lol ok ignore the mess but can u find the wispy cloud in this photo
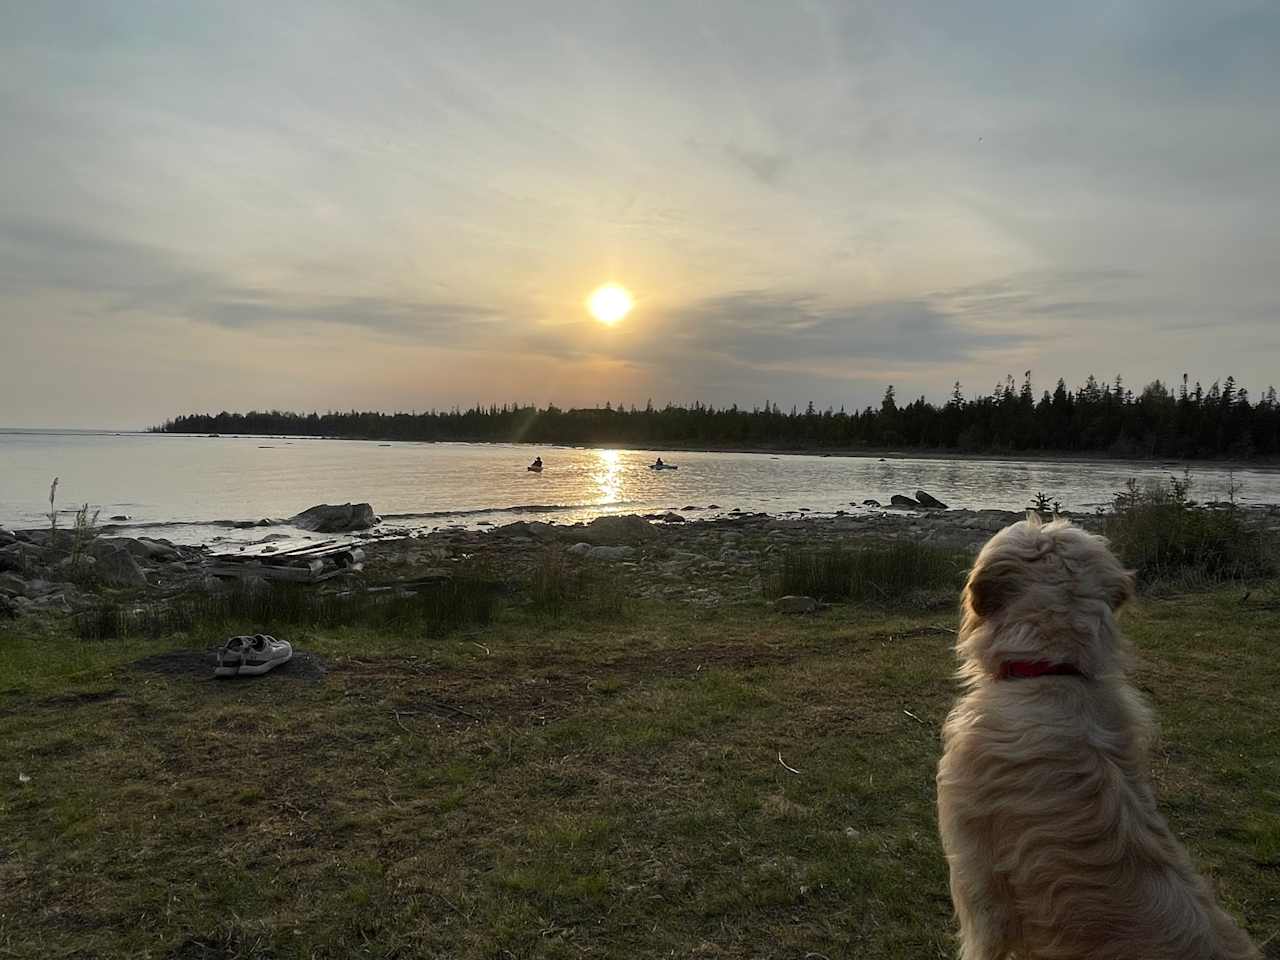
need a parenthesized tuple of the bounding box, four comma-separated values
(0, 219, 504, 339)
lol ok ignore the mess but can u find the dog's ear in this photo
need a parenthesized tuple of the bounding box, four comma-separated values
(965, 560, 1017, 618)
(1110, 569, 1137, 610)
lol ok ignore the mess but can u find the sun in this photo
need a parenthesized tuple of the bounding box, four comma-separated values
(586, 283, 633, 325)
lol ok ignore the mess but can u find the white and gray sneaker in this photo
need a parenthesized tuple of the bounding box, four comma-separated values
(215, 634, 293, 677)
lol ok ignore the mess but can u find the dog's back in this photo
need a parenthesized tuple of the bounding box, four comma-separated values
(937, 518, 1259, 959)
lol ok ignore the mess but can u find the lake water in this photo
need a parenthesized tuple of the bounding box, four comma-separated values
(3, 429, 1277, 547)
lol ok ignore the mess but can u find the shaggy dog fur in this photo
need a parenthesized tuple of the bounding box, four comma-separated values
(936, 516, 1259, 959)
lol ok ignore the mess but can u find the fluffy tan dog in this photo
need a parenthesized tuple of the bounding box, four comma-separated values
(936, 516, 1259, 959)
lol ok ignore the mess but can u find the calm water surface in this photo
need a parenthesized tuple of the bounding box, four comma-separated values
(2, 430, 1276, 546)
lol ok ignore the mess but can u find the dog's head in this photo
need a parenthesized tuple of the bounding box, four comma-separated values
(959, 514, 1135, 679)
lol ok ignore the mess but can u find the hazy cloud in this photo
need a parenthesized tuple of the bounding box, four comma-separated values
(2, 0, 1279, 426)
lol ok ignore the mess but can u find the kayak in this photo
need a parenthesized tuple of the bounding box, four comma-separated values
(527, 465, 543, 472)
(648, 464, 678, 470)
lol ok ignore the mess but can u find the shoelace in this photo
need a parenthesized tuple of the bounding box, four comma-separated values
(217, 636, 250, 671)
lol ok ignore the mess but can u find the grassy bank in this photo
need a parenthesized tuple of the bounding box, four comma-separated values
(2, 585, 1277, 958)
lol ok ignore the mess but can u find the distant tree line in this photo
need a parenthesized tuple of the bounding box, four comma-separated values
(155, 373, 1280, 460)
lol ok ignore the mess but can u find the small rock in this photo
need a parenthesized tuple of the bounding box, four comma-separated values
(108, 515, 131, 522)
(586, 545, 635, 561)
(31, 593, 73, 614)
(0, 572, 27, 597)
(660, 512, 686, 523)
(775, 595, 821, 614)
(862, 499, 882, 508)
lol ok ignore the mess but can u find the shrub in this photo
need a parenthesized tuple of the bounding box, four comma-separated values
(767, 541, 967, 606)
(1102, 474, 1273, 585)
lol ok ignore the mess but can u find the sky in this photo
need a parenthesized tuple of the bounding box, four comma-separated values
(2, 1, 1278, 428)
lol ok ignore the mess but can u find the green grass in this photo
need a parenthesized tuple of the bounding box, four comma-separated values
(1, 588, 1277, 958)
(767, 541, 968, 606)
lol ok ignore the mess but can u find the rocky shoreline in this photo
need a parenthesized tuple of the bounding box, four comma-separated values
(6, 500, 1280, 617)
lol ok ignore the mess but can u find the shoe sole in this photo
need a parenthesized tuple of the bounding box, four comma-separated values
(235, 654, 292, 676)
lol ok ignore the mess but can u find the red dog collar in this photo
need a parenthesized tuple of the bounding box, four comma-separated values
(997, 660, 1085, 681)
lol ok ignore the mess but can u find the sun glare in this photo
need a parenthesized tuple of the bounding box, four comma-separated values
(587, 284, 633, 325)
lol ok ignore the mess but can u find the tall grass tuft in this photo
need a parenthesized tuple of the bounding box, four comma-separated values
(46, 477, 59, 538)
(1102, 473, 1273, 586)
(526, 546, 631, 620)
(767, 541, 967, 606)
(528, 547, 578, 617)
(76, 573, 498, 641)
(68, 502, 101, 578)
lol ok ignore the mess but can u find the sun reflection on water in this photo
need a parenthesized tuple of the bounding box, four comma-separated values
(592, 449, 623, 504)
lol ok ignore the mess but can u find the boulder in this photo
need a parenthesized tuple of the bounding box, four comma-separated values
(569, 514, 657, 545)
(495, 520, 558, 542)
(92, 544, 149, 587)
(890, 494, 922, 509)
(914, 490, 949, 509)
(135, 537, 181, 562)
(54, 555, 96, 577)
(292, 503, 380, 533)
(862, 499, 882, 508)
(775, 595, 821, 614)
(660, 512, 686, 523)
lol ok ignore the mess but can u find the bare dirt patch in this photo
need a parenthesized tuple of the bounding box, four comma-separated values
(130, 648, 329, 681)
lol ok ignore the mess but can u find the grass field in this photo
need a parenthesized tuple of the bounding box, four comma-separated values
(2, 587, 1278, 958)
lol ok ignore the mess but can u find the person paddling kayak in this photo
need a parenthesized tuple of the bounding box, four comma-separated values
(528, 456, 543, 472)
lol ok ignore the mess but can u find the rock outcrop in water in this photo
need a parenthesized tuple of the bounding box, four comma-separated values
(914, 490, 949, 509)
(292, 503, 380, 533)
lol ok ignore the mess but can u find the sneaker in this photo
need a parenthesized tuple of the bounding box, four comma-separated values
(215, 634, 292, 677)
